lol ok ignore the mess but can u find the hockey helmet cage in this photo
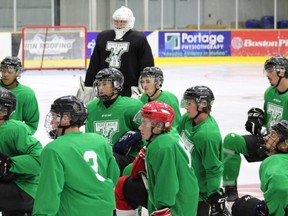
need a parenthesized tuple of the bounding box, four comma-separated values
(0, 56, 23, 78)
(264, 55, 288, 78)
(112, 6, 135, 39)
(136, 101, 175, 132)
(0, 87, 16, 119)
(140, 66, 164, 86)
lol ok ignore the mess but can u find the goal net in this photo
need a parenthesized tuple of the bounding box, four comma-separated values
(22, 25, 87, 70)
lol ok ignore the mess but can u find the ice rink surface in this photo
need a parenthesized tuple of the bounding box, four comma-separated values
(21, 61, 267, 200)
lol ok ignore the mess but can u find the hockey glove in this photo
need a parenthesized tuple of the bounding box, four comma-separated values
(0, 152, 15, 182)
(245, 108, 264, 136)
(255, 200, 269, 216)
(207, 191, 229, 216)
(150, 208, 172, 216)
(113, 131, 142, 156)
(131, 147, 146, 179)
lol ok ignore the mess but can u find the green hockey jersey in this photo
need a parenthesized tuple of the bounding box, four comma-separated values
(85, 96, 143, 157)
(263, 86, 288, 131)
(259, 154, 288, 216)
(0, 81, 39, 134)
(33, 132, 120, 216)
(146, 128, 199, 216)
(140, 90, 181, 127)
(0, 119, 42, 198)
(177, 114, 223, 200)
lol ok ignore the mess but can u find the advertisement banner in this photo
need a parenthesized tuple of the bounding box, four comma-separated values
(158, 31, 231, 57)
(279, 31, 288, 56)
(145, 31, 159, 58)
(23, 32, 85, 60)
(87, 32, 99, 59)
(231, 30, 288, 56)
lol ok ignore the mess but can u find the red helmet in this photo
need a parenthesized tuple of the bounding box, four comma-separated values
(140, 101, 175, 131)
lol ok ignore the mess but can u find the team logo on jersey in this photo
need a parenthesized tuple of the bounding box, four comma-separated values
(105, 41, 130, 68)
(267, 103, 283, 130)
(94, 120, 119, 144)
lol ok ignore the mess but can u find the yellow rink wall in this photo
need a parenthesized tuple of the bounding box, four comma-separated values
(86, 56, 270, 67)
(26, 56, 270, 69)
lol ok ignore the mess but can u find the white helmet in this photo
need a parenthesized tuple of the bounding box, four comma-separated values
(112, 6, 135, 40)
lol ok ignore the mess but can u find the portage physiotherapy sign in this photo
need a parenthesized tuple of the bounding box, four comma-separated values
(158, 31, 231, 57)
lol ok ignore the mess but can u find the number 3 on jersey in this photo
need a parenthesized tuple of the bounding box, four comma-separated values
(84, 150, 106, 182)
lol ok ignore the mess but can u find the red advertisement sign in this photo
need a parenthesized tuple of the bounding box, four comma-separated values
(279, 31, 288, 55)
(231, 30, 288, 56)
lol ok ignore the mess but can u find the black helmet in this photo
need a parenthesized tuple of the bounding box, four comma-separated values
(140, 66, 164, 86)
(269, 120, 288, 153)
(94, 68, 124, 100)
(0, 56, 23, 77)
(271, 120, 288, 142)
(264, 55, 288, 78)
(45, 95, 88, 139)
(183, 85, 215, 113)
(0, 87, 16, 119)
(50, 95, 87, 127)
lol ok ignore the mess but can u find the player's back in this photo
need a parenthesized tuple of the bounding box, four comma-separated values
(34, 132, 120, 216)
(8, 82, 39, 134)
(146, 128, 199, 215)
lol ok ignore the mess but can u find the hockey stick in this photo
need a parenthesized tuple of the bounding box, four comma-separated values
(139, 172, 148, 190)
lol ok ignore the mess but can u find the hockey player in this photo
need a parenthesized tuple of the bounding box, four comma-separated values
(0, 87, 42, 216)
(85, 68, 143, 174)
(115, 101, 199, 216)
(33, 95, 120, 216)
(83, 6, 154, 98)
(177, 85, 227, 216)
(139, 66, 181, 126)
(119, 66, 183, 176)
(232, 120, 288, 216)
(0, 56, 39, 134)
(223, 55, 288, 203)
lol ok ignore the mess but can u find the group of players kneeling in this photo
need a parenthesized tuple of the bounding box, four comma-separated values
(1, 55, 288, 216)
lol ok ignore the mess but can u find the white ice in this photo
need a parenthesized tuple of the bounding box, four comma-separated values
(20, 61, 266, 201)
